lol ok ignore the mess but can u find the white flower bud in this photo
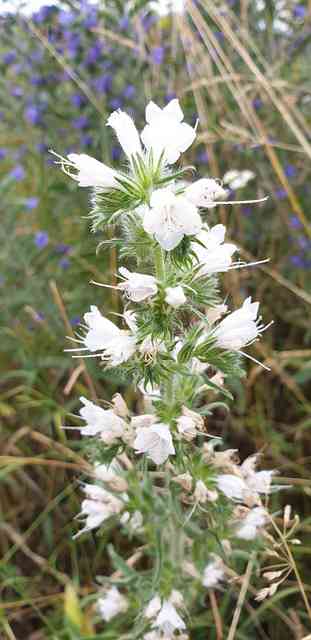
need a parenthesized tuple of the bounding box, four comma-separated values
(107, 109, 142, 158)
(165, 286, 186, 307)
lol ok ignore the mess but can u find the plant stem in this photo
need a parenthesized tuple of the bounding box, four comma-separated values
(154, 245, 166, 281)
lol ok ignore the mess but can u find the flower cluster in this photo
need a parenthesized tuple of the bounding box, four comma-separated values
(58, 98, 285, 637)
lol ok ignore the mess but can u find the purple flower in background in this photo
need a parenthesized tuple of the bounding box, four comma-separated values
(35, 231, 49, 249)
(197, 149, 209, 164)
(33, 5, 55, 23)
(9, 165, 25, 181)
(72, 115, 89, 130)
(252, 98, 262, 110)
(24, 105, 43, 126)
(30, 75, 46, 87)
(119, 15, 130, 30)
(241, 206, 252, 217)
(80, 134, 93, 147)
(70, 315, 81, 326)
(123, 84, 135, 100)
(86, 41, 103, 65)
(293, 5, 307, 19)
(71, 93, 87, 108)
(289, 215, 302, 229)
(290, 254, 305, 268)
(112, 146, 122, 161)
(58, 10, 75, 26)
(0, 148, 7, 160)
(284, 164, 296, 178)
(275, 188, 287, 200)
(36, 142, 48, 154)
(94, 74, 113, 93)
(164, 92, 177, 104)
(141, 14, 157, 31)
(151, 46, 165, 65)
(297, 236, 311, 251)
(109, 97, 123, 110)
(83, 8, 98, 28)
(3, 51, 17, 65)
(55, 243, 71, 255)
(30, 50, 44, 62)
(25, 197, 39, 210)
(10, 86, 24, 98)
(59, 257, 70, 269)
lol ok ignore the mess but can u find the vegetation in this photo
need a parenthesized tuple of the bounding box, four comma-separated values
(0, 1, 310, 638)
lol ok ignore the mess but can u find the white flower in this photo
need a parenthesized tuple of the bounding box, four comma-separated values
(139, 336, 165, 358)
(153, 600, 186, 634)
(79, 305, 136, 366)
(217, 460, 275, 505)
(165, 286, 186, 307)
(75, 484, 124, 537)
(185, 178, 227, 208)
(176, 408, 203, 441)
(144, 595, 162, 619)
(223, 169, 255, 190)
(118, 267, 158, 302)
(143, 188, 202, 251)
(213, 297, 270, 352)
(107, 109, 142, 158)
(194, 480, 210, 503)
(78, 396, 126, 444)
(192, 225, 238, 275)
(97, 586, 128, 622)
(131, 414, 157, 429)
(203, 556, 225, 588)
(236, 506, 267, 540)
(217, 475, 247, 501)
(94, 461, 128, 492)
(206, 304, 228, 324)
(53, 152, 117, 188)
(141, 99, 196, 164)
(121, 509, 143, 532)
(133, 423, 175, 465)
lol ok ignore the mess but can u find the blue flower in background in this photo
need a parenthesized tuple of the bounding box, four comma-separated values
(10, 86, 24, 98)
(35, 231, 49, 249)
(9, 165, 25, 180)
(71, 93, 87, 108)
(123, 85, 135, 100)
(252, 98, 262, 110)
(94, 74, 113, 93)
(151, 46, 165, 65)
(0, 148, 7, 160)
(112, 146, 122, 161)
(55, 243, 72, 255)
(72, 115, 89, 130)
(25, 197, 39, 210)
(284, 164, 297, 178)
(70, 315, 81, 326)
(24, 105, 43, 126)
(33, 5, 55, 24)
(80, 134, 93, 147)
(197, 149, 209, 164)
(86, 41, 103, 65)
(290, 254, 305, 268)
(58, 10, 75, 27)
(293, 5, 307, 19)
(3, 51, 17, 65)
(119, 15, 130, 30)
(83, 8, 98, 28)
(275, 188, 287, 200)
(59, 257, 71, 269)
(289, 215, 302, 229)
(36, 143, 48, 154)
(110, 97, 123, 110)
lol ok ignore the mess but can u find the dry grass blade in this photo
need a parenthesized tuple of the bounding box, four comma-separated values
(227, 554, 255, 640)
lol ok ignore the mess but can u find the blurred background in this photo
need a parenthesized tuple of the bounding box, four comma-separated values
(0, 0, 310, 638)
